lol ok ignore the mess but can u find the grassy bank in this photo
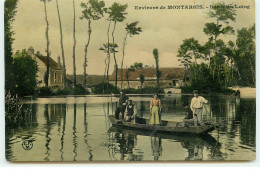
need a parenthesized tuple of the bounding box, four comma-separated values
(5, 92, 33, 134)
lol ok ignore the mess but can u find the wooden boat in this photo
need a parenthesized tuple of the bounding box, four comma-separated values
(107, 115, 215, 135)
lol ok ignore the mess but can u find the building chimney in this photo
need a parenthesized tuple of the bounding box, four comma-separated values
(27, 46, 34, 56)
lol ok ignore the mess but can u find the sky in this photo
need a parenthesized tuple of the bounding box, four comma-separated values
(11, 0, 255, 75)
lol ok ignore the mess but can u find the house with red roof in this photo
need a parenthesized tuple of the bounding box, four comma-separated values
(27, 47, 65, 88)
(109, 67, 189, 89)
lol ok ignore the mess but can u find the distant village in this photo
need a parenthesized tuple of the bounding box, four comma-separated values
(27, 46, 189, 94)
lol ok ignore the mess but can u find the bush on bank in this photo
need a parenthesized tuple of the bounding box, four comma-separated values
(180, 86, 236, 95)
(92, 83, 119, 94)
(91, 83, 164, 94)
(38, 84, 89, 96)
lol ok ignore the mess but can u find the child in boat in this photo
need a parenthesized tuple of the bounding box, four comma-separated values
(124, 100, 137, 122)
(149, 93, 162, 125)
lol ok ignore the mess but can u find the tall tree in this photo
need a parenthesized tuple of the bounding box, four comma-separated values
(4, 0, 18, 93)
(99, 43, 118, 82)
(235, 25, 255, 86)
(120, 21, 142, 89)
(72, 0, 77, 87)
(80, 0, 105, 87)
(40, 0, 52, 87)
(153, 48, 161, 88)
(106, 2, 127, 88)
(55, 0, 66, 88)
(203, 2, 236, 83)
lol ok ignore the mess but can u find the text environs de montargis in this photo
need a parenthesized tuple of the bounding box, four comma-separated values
(134, 4, 250, 10)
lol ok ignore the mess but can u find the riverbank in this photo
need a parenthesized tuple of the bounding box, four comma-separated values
(23, 89, 256, 100)
(21, 82, 257, 99)
(228, 87, 256, 98)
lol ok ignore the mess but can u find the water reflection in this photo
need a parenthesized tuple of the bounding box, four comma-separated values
(83, 103, 93, 161)
(60, 104, 66, 161)
(150, 134, 162, 161)
(108, 126, 225, 161)
(110, 129, 142, 161)
(5, 95, 256, 161)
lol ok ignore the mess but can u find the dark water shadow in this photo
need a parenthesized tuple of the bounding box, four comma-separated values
(108, 126, 224, 161)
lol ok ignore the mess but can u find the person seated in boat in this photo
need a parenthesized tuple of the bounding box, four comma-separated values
(190, 90, 208, 126)
(124, 99, 137, 122)
(149, 93, 162, 125)
(115, 91, 129, 120)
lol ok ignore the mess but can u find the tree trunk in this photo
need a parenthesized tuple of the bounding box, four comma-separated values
(43, 1, 50, 87)
(104, 57, 108, 82)
(72, 0, 76, 87)
(84, 20, 92, 87)
(156, 65, 159, 88)
(56, 0, 66, 88)
(106, 20, 112, 82)
(120, 33, 128, 89)
(112, 21, 118, 88)
(247, 56, 255, 86)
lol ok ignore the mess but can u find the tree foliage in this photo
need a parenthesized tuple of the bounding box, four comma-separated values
(5, 0, 18, 93)
(80, 0, 105, 20)
(177, 38, 202, 67)
(106, 2, 127, 22)
(125, 21, 142, 37)
(13, 50, 38, 96)
(130, 62, 143, 69)
(234, 25, 255, 86)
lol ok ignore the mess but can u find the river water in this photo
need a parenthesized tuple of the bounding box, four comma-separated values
(6, 94, 256, 161)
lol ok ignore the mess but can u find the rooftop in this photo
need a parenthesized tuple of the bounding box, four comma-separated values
(110, 67, 186, 81)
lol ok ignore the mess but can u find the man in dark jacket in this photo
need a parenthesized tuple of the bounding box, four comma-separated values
(115, 91, 129, 119)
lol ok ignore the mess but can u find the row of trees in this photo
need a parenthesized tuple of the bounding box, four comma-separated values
(177, 2, 255, 92)
(41, 0, 143, 90)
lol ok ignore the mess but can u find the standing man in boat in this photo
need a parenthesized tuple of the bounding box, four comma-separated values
(190, 90, 208, 126)
(115, 91, 129, 120)
(149, 93, 162, 125)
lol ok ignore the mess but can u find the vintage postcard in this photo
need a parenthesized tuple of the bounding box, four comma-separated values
(5, 0, 255, 162)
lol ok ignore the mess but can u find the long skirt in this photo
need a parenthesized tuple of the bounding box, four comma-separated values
(149, 106, 160, 125)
